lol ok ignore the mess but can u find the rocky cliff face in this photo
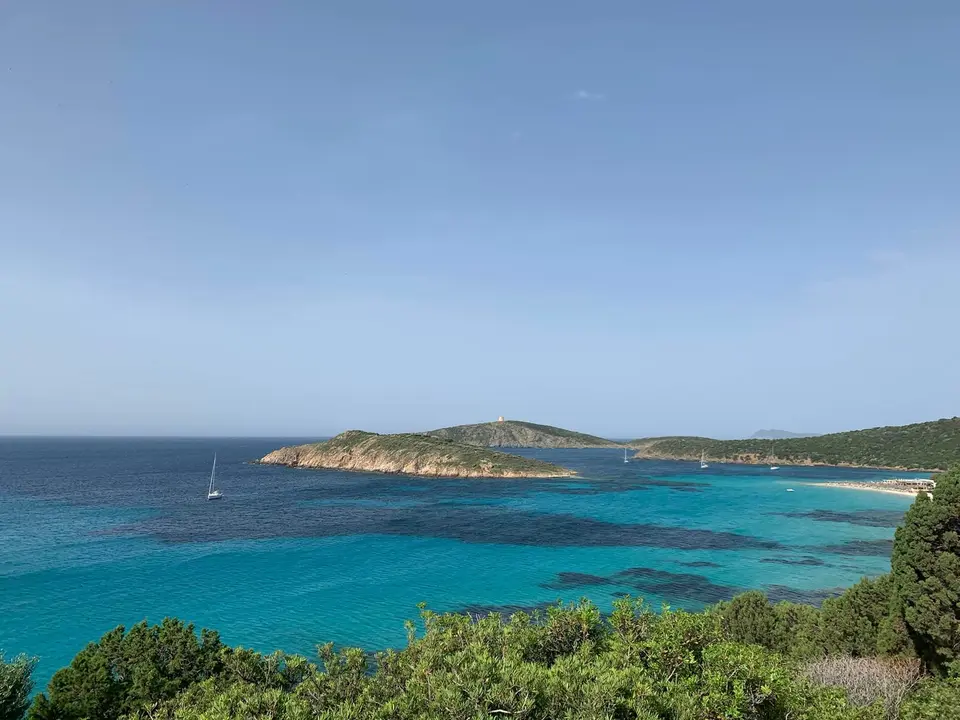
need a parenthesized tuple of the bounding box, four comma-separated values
(424, 420, 620, 448)
(260, 431, 576, 478)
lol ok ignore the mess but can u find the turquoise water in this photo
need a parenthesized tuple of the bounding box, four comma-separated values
(0, 438, 921, 690)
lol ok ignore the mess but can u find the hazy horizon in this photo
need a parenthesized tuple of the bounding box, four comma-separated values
(1, 416, 955, 443)
(3, 2, 958, 438)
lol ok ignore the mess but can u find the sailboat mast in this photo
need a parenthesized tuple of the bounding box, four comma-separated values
(209, 453, 217, 494)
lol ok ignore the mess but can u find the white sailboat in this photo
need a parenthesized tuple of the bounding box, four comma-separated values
(207, 453, 223, 500)
(700, 450, 709, 469)
(769, 442, 779, 471)
(624, 448, 629, 464)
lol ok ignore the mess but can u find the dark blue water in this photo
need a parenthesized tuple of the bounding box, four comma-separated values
(0, 438, 920, 689)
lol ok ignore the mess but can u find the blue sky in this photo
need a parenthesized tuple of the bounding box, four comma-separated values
(2, 1, 958, 438)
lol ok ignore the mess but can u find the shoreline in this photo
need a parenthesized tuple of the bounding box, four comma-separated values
(805, 481, 929, 498)
(631, 454, 940, 473)
(257, 458, 577, 479)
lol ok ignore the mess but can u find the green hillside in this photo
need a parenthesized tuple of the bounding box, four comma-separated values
(631, 417, 960, 471)
(425, 420, 621, 448)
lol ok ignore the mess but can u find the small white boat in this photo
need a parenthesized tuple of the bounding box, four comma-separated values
(623, 448, 629, 464)
(786, 488, 794, 492)
(770, 466, 780, 471)
(769, 441, 779, 470)
(207, 453, 223, 500)
(700, 450, 709, 469)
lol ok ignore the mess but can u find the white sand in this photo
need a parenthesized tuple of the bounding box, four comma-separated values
(806, 482, 927, 498)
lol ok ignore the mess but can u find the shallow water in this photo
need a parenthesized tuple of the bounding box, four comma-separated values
(0, 438, 922, 689)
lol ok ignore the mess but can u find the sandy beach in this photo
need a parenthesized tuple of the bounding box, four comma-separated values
(806, 481, 929, 498)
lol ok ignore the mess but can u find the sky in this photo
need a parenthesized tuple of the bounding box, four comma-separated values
(1, 1, 958, 438)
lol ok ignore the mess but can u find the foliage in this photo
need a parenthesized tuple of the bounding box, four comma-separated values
(633, 417, 960, 469)
(819, 576, 898, 658)
(39, 602, 875, 720)
(720, 590, 778, 648)
(771, 600, 823, 660)
(890, 466, 960, 674)
(29, 619, 225, 720)
(131, 679, 313, 720)
(899, 675, 960, 720)
(1, 652, 36, 720)
(425, 419, 622, 448)
(718, 577, 914, 663)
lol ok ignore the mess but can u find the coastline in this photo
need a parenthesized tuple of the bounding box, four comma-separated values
(631, 453, 940, 473)
(805, 481, 929, 498)
(257, 457, 576, 479)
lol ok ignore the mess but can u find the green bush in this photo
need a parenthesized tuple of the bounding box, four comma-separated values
(30, 619, 225, 720)
(899, 677, 960, 720)
(772, 601, 822, 660)
(820, 576, 896, 658)
(104, 602, 886, 720)
(720, 590, 778, 647)
(1, 652, 36, 720)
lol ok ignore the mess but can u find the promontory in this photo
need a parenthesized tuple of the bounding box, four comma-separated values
(259, 431, 577, 478)
(424, 419, 620, 449)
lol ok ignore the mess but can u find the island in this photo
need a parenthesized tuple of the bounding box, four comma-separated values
(629, 417, 960, 471)
(259, 430, 577, 478)
(424, 419, 621, 449)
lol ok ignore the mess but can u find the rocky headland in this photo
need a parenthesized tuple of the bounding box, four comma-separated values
(260, 430, 577, 478)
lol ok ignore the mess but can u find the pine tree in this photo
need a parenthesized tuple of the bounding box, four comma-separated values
(890, 467, 960, 674)
(719, 591, 777, 648)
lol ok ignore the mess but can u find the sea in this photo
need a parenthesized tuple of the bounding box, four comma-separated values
(0, 438, 925, 690)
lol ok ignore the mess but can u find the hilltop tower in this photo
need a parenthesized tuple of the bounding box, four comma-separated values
(497, 416, 505, 423)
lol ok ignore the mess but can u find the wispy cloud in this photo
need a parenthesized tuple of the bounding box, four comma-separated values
(572, 89, 605, 101)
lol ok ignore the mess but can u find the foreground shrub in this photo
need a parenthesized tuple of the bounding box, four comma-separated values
(720, 591, 777, 648)
(819, 577, 898, 658)
(30, 619, 225, 720)
(899, 676, 960, 720)
(134, 679, 314, 720)
(1, 652, 36, 720)
(114, 603, 882, 720)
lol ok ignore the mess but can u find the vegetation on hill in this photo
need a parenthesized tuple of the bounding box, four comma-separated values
(11, 468, 960, 719)
(259, 430, 576, 478)
(631, 418, 960, 470)
(425, 420, 621, 448)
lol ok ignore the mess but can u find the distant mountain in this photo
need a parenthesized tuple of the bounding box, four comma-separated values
(424, 420, 621, 449)
(751, 429, 820, 440)
(631, 417, 960, 471)
(259, 431, 575, 478)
